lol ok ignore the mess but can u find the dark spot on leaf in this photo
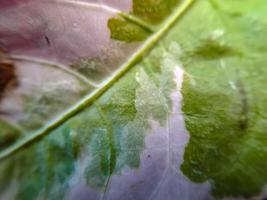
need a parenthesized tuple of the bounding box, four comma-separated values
(229, 12, 243, 18)
(44, 35, 50, 46)
(187, 38, 241, 60)
(147, 154, 151, 158)
(0, 49, 17, 101)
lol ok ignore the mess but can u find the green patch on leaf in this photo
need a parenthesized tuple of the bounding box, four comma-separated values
(176, 0, 267, 198)
(108, 18, 150, 42)
(187, 36, 241, 60)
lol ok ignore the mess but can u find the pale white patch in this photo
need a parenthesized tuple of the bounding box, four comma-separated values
(0, 180, 18, 200)
(98, 43, 212, 200)
(211, 29, 225, 40)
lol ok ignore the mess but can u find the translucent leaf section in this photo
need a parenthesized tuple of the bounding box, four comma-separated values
(0, 42, 186, 200)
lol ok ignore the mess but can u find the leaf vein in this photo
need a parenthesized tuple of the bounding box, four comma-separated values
(0, 0, 196, 161)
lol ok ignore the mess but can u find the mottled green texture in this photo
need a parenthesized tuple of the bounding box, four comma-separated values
(20, 86, 88, 131)
(173, 0, 267, 198)
(107, 0, 182, 42)
(69, 42, 130, 84)
(0, 43, 177, 198)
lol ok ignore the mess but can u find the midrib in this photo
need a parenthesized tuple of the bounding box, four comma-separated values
(0, 0, 196, 161)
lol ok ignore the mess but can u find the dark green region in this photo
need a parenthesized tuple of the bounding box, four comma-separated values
(0, 120, 20, 150)
(185, 37, 241, 60)
(108, 0, 182, 42)
(175, 0, 267, 198)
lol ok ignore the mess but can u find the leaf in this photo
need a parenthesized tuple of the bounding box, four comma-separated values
(1, 0, 267, 200)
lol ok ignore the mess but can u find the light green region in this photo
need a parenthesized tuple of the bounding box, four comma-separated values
(161, 0, 267, 198)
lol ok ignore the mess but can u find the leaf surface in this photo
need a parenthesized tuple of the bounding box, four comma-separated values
(1, 0, 267, 200)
